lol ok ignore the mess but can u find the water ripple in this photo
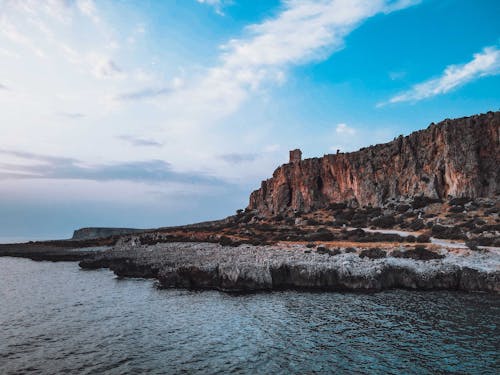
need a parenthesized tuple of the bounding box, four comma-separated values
(0, 257, 499, 374)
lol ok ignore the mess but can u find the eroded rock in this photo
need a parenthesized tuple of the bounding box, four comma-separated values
(79, 242, 500, 293)
(248, 112, 499, 216)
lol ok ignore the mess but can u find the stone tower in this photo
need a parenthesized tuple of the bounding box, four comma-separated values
(289, 149, 302, 163)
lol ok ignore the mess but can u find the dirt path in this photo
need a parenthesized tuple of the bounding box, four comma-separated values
(357, 227, 500, 254)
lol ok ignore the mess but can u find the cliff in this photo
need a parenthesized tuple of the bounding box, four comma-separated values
(248, 111, 500, 215)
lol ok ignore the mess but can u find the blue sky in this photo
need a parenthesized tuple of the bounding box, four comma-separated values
(0, 0, 499, 241)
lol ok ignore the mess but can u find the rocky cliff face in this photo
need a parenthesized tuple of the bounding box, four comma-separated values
(248, 112, 500, 215)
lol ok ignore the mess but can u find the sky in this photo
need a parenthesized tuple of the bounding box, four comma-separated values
(0, 0, 499, 241)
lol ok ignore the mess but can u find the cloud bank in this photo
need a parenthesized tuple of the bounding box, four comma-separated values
(0, 149, 220, 184)
(0, 0, 421, 182)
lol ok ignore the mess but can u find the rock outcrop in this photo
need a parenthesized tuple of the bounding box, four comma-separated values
(79, 242, 500, 293)
(248, 112, 500, 215)
(72, 227, 145, 240)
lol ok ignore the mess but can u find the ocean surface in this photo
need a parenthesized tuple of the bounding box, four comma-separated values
(1, 257, 499, 374)
(0, 236, 67, 244)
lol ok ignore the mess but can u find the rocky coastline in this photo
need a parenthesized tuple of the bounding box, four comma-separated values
(2, 112, 499, 294)
(79, 240, 500, 293)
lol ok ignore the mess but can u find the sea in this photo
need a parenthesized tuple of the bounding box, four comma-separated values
(1, 257, 499, 374)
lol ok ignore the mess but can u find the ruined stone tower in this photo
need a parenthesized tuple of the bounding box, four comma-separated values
(289, 149, 302, 163)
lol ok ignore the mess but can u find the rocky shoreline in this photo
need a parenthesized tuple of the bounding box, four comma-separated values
(3, 112, 498, 294)
(2, 191, 498, 293)
(79, 241, 500, 293)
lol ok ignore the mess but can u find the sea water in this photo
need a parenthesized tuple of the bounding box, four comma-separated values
(0, 257, 498, 374)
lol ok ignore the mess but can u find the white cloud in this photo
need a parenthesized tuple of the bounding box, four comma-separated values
(389, 71, 406, 80)
(381, 45, 500, 105)
(335, 123, 356, 135)
(76, 0, 100, 24)
(264, 144, 281, 153)
(196, 0, 227, 16)
(330, 126, 393, 153)
(90, 56, 123, 79)
(216, 1, 417, 100)
(0, 18, 47, 57)
(222, 0, 418, 68)
(331, 123, 359, 153)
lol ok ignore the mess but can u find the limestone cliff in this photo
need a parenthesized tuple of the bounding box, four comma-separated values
(248, 111, 500, 215)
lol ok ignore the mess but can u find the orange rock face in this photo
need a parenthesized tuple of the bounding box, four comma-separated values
(248, 112, 500, 215)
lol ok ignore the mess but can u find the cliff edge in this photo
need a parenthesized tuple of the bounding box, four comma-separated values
(248, 111, 499, 216)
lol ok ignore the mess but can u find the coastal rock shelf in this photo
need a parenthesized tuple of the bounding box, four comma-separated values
(79, 242, 500, 293)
